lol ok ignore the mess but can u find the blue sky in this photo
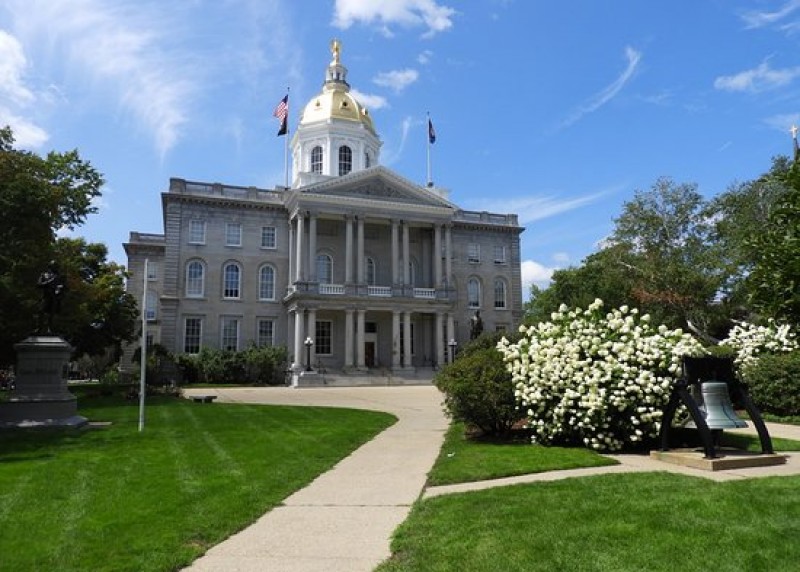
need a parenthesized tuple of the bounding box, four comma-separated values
(2, 1, 799, 295)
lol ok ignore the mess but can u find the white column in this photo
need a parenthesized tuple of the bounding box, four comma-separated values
(435, 312, 444, 367)
(446, 313, 455, 362)
(308, 213, 317, 282)
(392, 311, 401, 368)
(356, 309, 366, 368)
(293, 308, 305, 370)
(344, 308, 354, 368)
(295, 214, 304, 282)
(306, 308, 316, 368)
(356, 216, 365, 284)
(402, 221, 410, 285)
(434, 223, 442, 289)
(445, 224, 453, 286)
(344, 215, 353, 284)
(288, 219, 295, 289)
(391, 219, 399, 285)
(403, 311, 412, 368)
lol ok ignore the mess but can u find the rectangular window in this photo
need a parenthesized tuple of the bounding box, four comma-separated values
(494, 245, 507, 264)
(145, 295, 157, 321)
(189, 220, 206, 244)
(315, 320, 332, 355)
(221, 317, 239, 351)
(257, 319, 274, 347)
(146, 332, 155, 348)
(261, 226, 276, 249)
(184, 318, 202, 353)
(468, 243, 480, 263)
(147, 261, 158, 280)
(496, 324, 508, 333)
(226, 223, 242, 247)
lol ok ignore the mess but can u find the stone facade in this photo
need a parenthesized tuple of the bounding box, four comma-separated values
(122, 43, 524, 382)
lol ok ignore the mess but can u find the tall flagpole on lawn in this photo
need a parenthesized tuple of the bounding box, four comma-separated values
(138, 258, 148, 432)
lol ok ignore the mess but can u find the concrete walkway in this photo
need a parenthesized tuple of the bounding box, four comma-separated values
(183, 386, 800, 571)
(183, 386, 449, 572)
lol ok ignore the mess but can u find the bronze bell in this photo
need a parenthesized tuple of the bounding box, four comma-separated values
(698, 382, 748, 429)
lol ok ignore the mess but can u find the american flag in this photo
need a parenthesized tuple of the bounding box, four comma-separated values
(273, 95, 288, 136)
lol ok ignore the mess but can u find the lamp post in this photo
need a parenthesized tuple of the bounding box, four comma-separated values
(448, 338, 457, 364)
(304, 336, 314, 372)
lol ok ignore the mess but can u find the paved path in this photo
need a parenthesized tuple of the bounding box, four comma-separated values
(183, 386, 449, 572)
(183, 387, 800, 571)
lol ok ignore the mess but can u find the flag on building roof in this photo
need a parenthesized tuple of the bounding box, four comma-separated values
(273, 95, 288, 136)
(428, 117, 436, 144)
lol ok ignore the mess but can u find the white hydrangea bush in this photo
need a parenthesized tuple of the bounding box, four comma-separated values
(719, 319, 798, 370)
(497, 299, 704, 452)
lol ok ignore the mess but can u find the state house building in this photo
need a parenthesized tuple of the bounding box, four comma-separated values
(123, 42, 524, 383)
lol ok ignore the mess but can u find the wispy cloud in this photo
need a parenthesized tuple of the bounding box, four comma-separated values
(0, 30, 49, 147)
(764, 112, 800, 133)
(373, 68, 419, 92)
(332, 0, 456, 38)
(417, 49, 433, 65)
(560, 46, 642, 129)
(714, 61, 800, 92)
(740, 0, 800, 29)
(467, 187, 618, 225)
(350, 89, 389, 110)
(4, 0, 204, 158)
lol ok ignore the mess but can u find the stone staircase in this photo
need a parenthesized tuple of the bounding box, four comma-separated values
(291, 367, 436, 387)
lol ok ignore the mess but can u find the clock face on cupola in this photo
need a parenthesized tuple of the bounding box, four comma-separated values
(291, 40, 382, 188)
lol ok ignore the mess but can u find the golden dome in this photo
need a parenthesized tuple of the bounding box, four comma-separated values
(297, 40, 377, 136)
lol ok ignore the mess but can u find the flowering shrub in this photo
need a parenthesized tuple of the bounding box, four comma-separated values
(719, 319, 798, 370)
(497, 299, 704, 451)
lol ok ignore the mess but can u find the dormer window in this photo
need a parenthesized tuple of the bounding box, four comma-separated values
(311, 146, 323, 174)
(338, 145, 352, 176)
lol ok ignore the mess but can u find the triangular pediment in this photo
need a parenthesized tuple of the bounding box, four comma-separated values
(299, 166, 455, 209)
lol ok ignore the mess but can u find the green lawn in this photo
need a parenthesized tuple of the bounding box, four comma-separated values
(380, 472, 800, 571)
(0, 389, 395, 572)
(427, 423, 618, 486)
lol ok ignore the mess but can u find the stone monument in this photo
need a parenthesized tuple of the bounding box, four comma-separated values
(0, 262, 87, 428)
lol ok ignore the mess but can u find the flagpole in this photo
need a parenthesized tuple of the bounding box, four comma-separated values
(426, 112, 432, 187)
(284, 86, 290, 188)
(138, 258, 148, 432)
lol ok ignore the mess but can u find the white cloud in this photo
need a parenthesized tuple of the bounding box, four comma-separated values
(561, 46, 642, 128)
(714, 61, 800, 92)
(332, 0, 456, 38)
(5, 0, 200, 158)
(521, 259, 556, 291)
(740, 0, 800, 29)
(418, 49, 433, 65)
(373, 68, 419, 92)
(468, 188, 615, 225)
(0, 31, 34, 105)
(0, 108, 49, 148)
(350, 89, 389, 110)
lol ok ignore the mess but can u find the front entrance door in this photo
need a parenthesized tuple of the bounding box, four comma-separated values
(365, 342, 376, 368)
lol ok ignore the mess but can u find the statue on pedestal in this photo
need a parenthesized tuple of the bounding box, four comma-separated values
(37, 260, 66, 335)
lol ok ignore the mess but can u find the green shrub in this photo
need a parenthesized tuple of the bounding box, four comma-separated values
(434, 332, 524, 436)
(742, 350, 800, 416)
(242, 344, 289, 385)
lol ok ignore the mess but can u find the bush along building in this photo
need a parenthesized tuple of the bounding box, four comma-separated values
(123, 41, 524, 385)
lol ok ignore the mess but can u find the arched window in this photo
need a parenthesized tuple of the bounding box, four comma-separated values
(223, 262, 241, 299)
(365, 257, 376, 285)
(259, 265, 275, 300)
(408, 259, 418, 287)
(186, 260, 205, 297)
(494, 278, 507, 309)
(468, 278, 481, 308)
(364, 151, 371, 169)
(316, 254, 333, 284)
(338, 145, 352, 175)
(311, 146, 323, 174)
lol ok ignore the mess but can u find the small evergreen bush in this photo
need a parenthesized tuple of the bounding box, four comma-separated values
(434, 332, 524, 436)
(742, 350, 800, 417)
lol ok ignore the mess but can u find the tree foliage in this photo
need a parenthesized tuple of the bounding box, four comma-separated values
(0, 127, 136, 365)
